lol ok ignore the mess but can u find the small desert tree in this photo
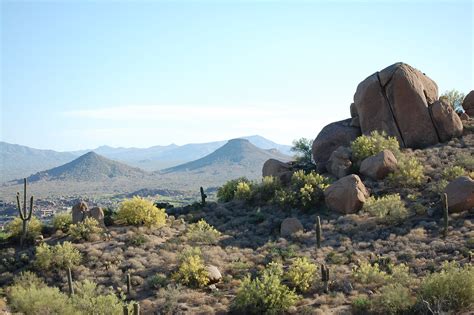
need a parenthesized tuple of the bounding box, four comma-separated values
(291, 138, 315, 171)
(440, 89, 465, 112)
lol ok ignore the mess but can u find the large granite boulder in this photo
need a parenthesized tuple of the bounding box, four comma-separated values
(430, 100, 463, 142)
(444, 176, 474, 213)
(327, 146, 353, 179)
(72, 201, 89, 224)
(352, 62, 461, 149)
(262, 159, 293, 185)
(206, 265, 222, 284)
(312, 119, 361, 172)
(462, 90, 474, 116)
(360, 150, 398, 180)
(324, 175, 369, 214)
(89, 206, 105, 226)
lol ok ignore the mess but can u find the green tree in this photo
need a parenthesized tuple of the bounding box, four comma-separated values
(291, 138, 315, 170)
(440, 89, 465, 111)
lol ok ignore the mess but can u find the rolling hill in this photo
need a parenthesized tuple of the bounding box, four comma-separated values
(26, 151, 147, 182)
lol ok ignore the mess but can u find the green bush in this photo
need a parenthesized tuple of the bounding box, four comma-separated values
(116, 196, 167, 227)
(456, 153, 474, 171)
(72, 279, 125, 314)
(256, 176, 282, 202)
(7, 216, 42, 242)
(148, 273, 167, 289)
(186, 219, 221, 244)
(363, 194, 408, 224)
(387, 156, 424, 187)
(217, 177, 251, 202)
(291, 138, 316, 170)
(418, 262, 473, 313)
(232, 262, 299, 315)
(289, 170, 331, 210)
(35, 241, 82, 271)
(440, 89, 465, 111)
(352, 262, 389, 286)
(442, 165, 466, 181)
(52, 212, 73, 232)
(286, 257, 317, 292)
(352, 296, 372, 315)
(68, 217, 103, 241)
(6, 272, 78, 314)
(234, 181, 253, 201)
(372, 283, 415, 315)
(172, 247, 209, 288)
(351, 130, 400, 162)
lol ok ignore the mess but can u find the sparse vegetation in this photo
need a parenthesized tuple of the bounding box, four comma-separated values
(286, 257, 317, 292)
(442, 165, 466, 181)
(291, 137, 316, 170)
(387, 155, 425, 187)
(68, 217, 103, 241)
(172, 247, 209, 288)
(363, 194, 408, 224)
(440, 89, 465, 111)
(6, 216, 42, 242)
(351, 130, 400, 162)
(52, 212, 73, 232)
(116, 196, 167, 227)
(186, 219, 221, 244)
(372, 283, 415, 315)
(217, 177, 251, 202)
(35, 241, 82, 271)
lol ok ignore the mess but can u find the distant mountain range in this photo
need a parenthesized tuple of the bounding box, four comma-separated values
(0, 135, 292, 183)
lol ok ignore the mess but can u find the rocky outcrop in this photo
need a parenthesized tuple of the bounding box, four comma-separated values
(312, 119, 361, 172)
(327, 146, 353, 179)
(351, 62, 461, 149)
(206, 265, 222, 284)
(430, 100, 463, 142)
(72, 201, 88, 224)
(89, 207, 105, 227)
(324, 174, 370, 214)
(462, 90, 474, 116)
(262, 159, 293, 185)
(360, 150, 398, 180)
(280, 218, 304, 237)
(444, 176, 474, 213)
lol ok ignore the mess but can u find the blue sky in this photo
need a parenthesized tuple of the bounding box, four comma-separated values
(1, 0, 472, 151)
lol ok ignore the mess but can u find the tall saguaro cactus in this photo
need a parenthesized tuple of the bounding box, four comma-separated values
(200, 187, 207, 207)
(16, 178, 34, 246)
(442, 193, 449, 238)
(315, 216, 322, 249)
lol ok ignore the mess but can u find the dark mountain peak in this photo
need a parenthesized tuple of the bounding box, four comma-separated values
(27, 152, 147, 182)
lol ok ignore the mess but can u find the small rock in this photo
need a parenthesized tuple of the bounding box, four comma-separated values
(206, 265, 222, 284)
(280, 218, 304, 237)
(444, 176, 474, 213)
(324, 175, 370, 214)
(360, 150, 398, 180)
(327, 146, 353, 179)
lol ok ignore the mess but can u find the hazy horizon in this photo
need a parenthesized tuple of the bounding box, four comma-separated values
(1, 0, 472, 151)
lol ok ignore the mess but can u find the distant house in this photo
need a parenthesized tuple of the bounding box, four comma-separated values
(39, 209, 56, 217)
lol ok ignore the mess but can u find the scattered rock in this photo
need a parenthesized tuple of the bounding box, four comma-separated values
(312, 119, 361, 172)
(430, 100, 463, 142)
(280, 218, 304, 237)
(72, 201, 89, 224)
(359, 149, 398, 180)
(444, 176, 474, 213)
(89, 207, 105, 226)
(462, 90, 474, 116)
(206, 265, 222, 284)
(262, 159, 293, 185)
(327, 146, 353, 179)
(324, 174, 370, 214)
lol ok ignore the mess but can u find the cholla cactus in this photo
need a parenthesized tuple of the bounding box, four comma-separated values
(321, 264, 330, 293)
(16, 178, 34, 246)
(200, 187, 207, 206)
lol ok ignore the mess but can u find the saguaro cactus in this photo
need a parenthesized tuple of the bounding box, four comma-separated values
(126, 273, 131, 296)
(200, 187, 207, 207)
(133, 303, 140, 315)
(16, 178, 34, 246)
(315, 216, 322, 249)
(321, 264, 330, 293)
(443, 193, 449, 238)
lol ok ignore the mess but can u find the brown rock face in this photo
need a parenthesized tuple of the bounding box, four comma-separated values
(327, 146, 353, 179)
(262, 159, 293, 185)
(352, 62, 463, 149)
(444, 176, 474, 213)
(462, 90, 474, 116)
(72, 201, 88, 224)
(359, 150, 398, 180)
(430, 100, 463, 142)
(89, 207, 105, 226)
(324, 174, 370, 214)
(312, 119, 361, 172)
(280, 218, 304, 237)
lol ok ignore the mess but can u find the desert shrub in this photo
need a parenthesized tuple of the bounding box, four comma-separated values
(289, 170, 331, 210)
(7, 216, 42, 242)
(234, 181, 253, 201)
(217, 177, 251, 202)
(116, 196, 167, 227)
(255, 176, 282, 202)
(286, 257, 317, 292)
(72, 279, 125, 314)
(456, 153, 474, 171)
(442, 165, 466, 181)
(232, 262, 299, 315)
(363, 194, 408, 224)
(6, 272, 78, 314)
(68, 217, 103, 241)
(418, 261, 474, 313)
(352, 262, 389, 286)
(148, 273, 167, 289)
(351, 130, 400, 162)
(35, 241, 82, 271)
(387, 156, 424, 187)
(126, 233, 148, 247)
(352, 296, 372, 315)
(186, 219, 221, 244)
(372, 283, 415, 315)
(172, 247, 209, 288)
(291, 138, 316, 170)
(52, 212, 73, 232)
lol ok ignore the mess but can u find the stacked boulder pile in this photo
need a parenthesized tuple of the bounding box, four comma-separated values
(72, 201, 105, 226)
(264, 62, 473, 215)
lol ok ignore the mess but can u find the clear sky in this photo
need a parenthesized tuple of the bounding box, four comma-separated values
(1, 0, 472, 151)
